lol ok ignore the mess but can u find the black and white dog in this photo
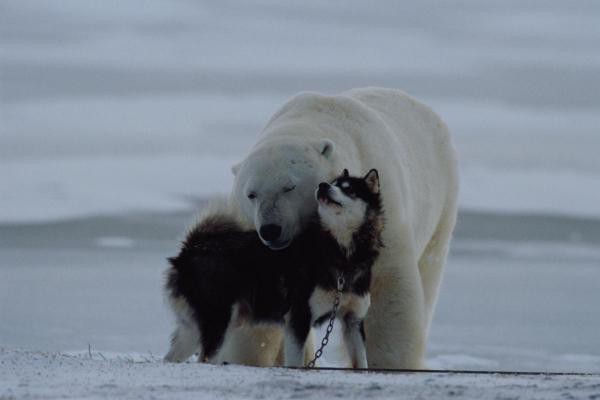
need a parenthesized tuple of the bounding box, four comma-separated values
(164, 169, 384, 368)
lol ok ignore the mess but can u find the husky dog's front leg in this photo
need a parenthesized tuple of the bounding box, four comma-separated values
(343, 314, 368, 369)
(284, 304, 312, 367)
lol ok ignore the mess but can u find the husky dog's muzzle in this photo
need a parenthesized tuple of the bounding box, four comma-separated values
(316, 183, 341, 207)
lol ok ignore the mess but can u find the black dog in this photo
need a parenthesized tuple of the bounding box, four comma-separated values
(164, 169, 384, 368)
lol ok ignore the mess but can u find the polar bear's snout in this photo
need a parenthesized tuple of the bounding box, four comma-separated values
(255, 201, 295, 250)
(259, 224, 282, 242)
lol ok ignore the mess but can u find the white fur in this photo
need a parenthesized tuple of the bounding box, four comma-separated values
(164, 296, 201, 362)
(228, 87, 459, 368)
(283, 319, 306, 368)
(342, 315, 368, 369)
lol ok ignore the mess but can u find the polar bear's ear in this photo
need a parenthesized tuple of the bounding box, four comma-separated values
(315, 138, 335, 159)
(364, 169, 380, 194)
(231, 162, 241, 176)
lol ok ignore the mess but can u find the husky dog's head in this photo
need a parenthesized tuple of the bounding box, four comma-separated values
(315, 168, 381, 250)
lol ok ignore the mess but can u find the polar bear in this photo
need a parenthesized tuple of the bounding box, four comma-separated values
(219, 87, 458, 369)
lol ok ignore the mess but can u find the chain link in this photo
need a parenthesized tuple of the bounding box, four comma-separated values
(305, 274, 345, 368)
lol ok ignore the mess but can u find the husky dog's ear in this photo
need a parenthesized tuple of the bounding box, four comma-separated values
(231, 162, 241, 176)
(343, 168, 349, 177)
(364, 169, 380, 194)
(314, 138, 335, 159)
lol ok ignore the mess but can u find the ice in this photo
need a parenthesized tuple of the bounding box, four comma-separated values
(2, 216, 599, 373)
(428, 354, 499, 370)
(94, 236, 136, 249)
(2, 0, 600, 222)
(0, 155, 235, 223)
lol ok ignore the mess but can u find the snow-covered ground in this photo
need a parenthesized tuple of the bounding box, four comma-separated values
(2, 0, 600, 398)
(3, 348, 600, 400)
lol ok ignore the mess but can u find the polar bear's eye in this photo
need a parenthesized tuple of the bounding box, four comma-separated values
(282, 185, 296, 193)
(247, 192, 257, 200)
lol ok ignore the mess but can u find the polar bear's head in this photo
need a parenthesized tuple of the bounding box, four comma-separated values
(232, 138, 336, 250)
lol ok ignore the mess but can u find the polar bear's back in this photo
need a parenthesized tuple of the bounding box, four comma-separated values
(343, 87, 455, 166)
(264, 87, 454, 170)
(343, 88, 458, 253)
(346, 87, 458, 190)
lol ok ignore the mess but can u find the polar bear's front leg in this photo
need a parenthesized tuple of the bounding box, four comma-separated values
(365, 257, 428, 369)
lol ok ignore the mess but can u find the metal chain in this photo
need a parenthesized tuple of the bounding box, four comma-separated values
(306, 274, 345, 368)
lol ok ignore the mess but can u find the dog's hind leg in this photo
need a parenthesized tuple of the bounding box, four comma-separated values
(343, 315, 368, 369)
(284, 304, 312, 367)
(197, 305, 237, 363)
(164, 321, 200, 362)
(164, 297, 202, 362)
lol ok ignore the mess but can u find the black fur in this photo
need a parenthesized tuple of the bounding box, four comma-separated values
(166, 216, 293, 359)
(165, 170, 384, 362)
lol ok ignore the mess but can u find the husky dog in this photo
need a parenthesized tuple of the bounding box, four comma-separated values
(283, 168, 384, 368)
(164, 169, 384, 368)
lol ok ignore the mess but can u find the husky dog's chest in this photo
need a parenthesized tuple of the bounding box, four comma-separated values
(309, 286, 371, 323)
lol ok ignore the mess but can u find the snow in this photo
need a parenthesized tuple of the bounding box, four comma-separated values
(2, 348, 600, 400)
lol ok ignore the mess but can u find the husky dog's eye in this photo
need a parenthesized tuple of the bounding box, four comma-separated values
(247, 192, 257, 200)
(339, 181, 354, 195)
(282, 185, 296, 193)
